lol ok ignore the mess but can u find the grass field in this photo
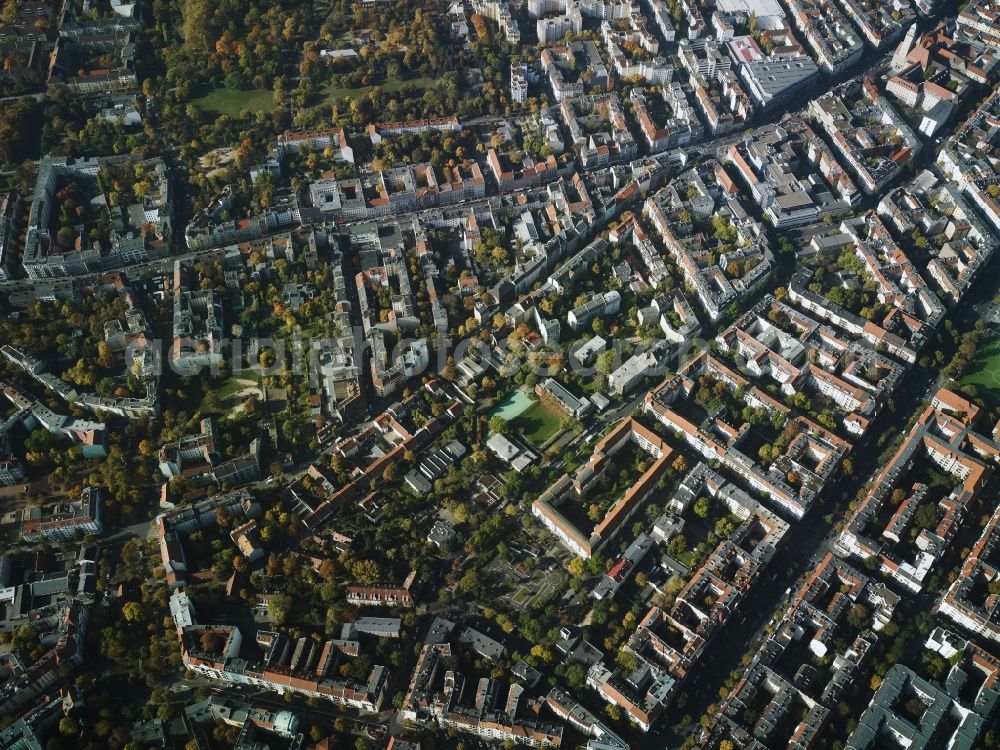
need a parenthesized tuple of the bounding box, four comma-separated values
(212, 373, 263, 401)
(961, 336, 1000, 406)
(192, 88, 277, 116)
(511, 399, 564, 447)
(188, 374, 263, 416)
(319, 76, 437, 105)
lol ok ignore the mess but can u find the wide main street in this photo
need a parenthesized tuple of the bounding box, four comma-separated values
(2, 0, 998, 746)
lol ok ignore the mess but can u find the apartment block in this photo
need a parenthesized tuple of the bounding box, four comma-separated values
(836, 390, 998, 593)
(938, 503, 1000, 644)
(703, 554, 899, 748)
(786, 0, 864, 73)
(21, 487, 103, 541)
(532, 418, 673, 558)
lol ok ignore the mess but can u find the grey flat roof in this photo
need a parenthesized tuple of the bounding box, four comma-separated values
(745, 56, 819, 96)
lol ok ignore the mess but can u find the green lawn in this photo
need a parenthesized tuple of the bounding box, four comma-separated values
(191, 87, 277, 116)
(319, 76, 437, 105)
(961, 336, 1000, 407)
(511, 399, 564, 447)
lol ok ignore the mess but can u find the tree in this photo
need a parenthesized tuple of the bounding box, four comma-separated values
(267, 594, 293, 624)
(714, 517, 735, 538)
(616, 649, 638, 672)
(0, 97, 40, 169)
(692, 497, 710, 518)
(122, 602, 143, 623)
(530, 644, 553, 663)
(595, 350, 616, 375)
(914, 503, 938, 530)
(350, 559, 381, 584)
(383, 462, 402, 483)
(664, 576, 686, 596)
(924, 652, 947, 680)
(457, 569, 480, 595)
(452, 502, 471, 524)
(565, 663, 585, 688)
(667, 535, 687, 556)
(846, 604, 869, 630)
(490, 415, 507, 434)
(915, 611, 934, 636)
(903, 697, 925, 721)
(258, 348, 276, 369)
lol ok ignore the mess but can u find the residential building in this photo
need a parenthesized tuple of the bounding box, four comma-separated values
(346, 570, 417, 608)
(23, 155, 172, 278)
(567, 291, 621, 332)
(937, 86, 1000, 231)
(170, 260, 223, 375)
(786, 0, 864, 73)
(276, 127, 354, 162)
(608, 342, 670, 396)
(545, 688, 629, 750)
(630, 85, 704, 152)
(511, 61, 528, 103)
(365, 116, 462, 144)
(844, 662, 998, 749)
(541, 42, 610, 102)
(645, 356, 850, 519)
(532, 417, 674, 558)
(809, 79, 922, 195)
(703, 554, 899, 748)
(0, 192, 16, 281)
(839, 0, 911, 49)
(836, 390, 998, 592)
(179, 625, 389, 713)
(0, 600, 89, 714)
(560, 95, 638, 169)
(402, 619, 562, 746)
(956, 0, 1000, 49)
(877, 170, 997, 304)
(938, 502, 1000, 643)
(21, 487, 103, 541)
(472, 0, 520, 43)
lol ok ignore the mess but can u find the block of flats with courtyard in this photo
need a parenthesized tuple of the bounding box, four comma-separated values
(836, 388, 999, 593)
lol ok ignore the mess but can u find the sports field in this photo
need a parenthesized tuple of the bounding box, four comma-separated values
(511, 399, 563, 447)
